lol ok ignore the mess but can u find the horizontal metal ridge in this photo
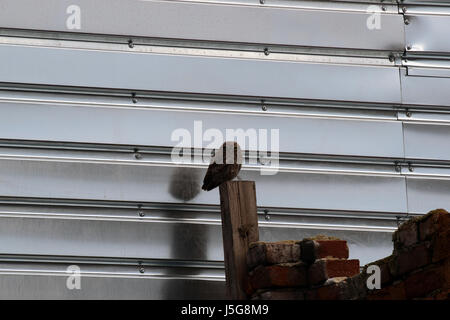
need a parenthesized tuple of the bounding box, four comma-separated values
(0, 36, 394, 66)
(0, 254, 224, 269)
(0, 29, 397, 59)
(403, 4, 450, 15)
(0, 146, 400, 176)
(0, 201, 398, 265)
(0, 143, 449, 174)
(0, 260, 225, 281)
(2, 86, 450, 114)
(0, 89, 399, 120)
(0, 201, 401, 232)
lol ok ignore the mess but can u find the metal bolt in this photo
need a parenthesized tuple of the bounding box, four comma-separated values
(263, 48, 269, 56)
(394, 162, 401, 172)
(381, 6, 386, 11)
(128, 39, 134, 48)
(406, 110, 412, 117)
(139, 210, 145, 217)
(408, 163, 414, 172)
(262, 105, 267, 111)
(406, 45, 412, 51)
(389, 54, 395, 63)
(139, 266, 145, 274)
(134, 153, 143, 160)
(404, 18, 410, 25)
(260, 0, 265, 4)
(131, 93, 137, 104)
(264, 209, 270, 221)
(402, 7, 407, 13)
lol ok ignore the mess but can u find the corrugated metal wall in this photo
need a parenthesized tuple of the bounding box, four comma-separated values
(0, 0, 449, 299)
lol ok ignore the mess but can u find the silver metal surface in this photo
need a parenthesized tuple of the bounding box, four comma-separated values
(0, 156, 407, 213)
(0, 44, 402, 103)
(403, 122, 450, 161)
(0, 0, 404, 50)
(0, 96, 404, 157)
(0, 259, 226, 299)
(400, 68, 450, 106)
(0, 202, 397, 264)
(0, 0, 449, 299)
(405, 11, 450, 53)
(406, 177, 450, 214)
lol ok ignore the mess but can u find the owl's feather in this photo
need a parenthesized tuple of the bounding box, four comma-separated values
(202, 142, 242, 191)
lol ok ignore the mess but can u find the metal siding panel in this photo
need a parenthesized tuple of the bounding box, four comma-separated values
(0, 200, 396, 264)
(401, 68, 450, 106)
(0, 100, 404, 158)
(0, 159, 408, 213)
(0, 216, 395, 264)
(403, 123, 450, 161)
(0, 217, 223, 261)
(0, 273, 226, 299)
(0, 0, 405, 50)
(405, 14, 450, 53)
(406, 177, 450, 214)
(0, 44, 402, 103)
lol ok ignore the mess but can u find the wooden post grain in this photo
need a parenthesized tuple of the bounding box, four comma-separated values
(219, 181, 259, 300)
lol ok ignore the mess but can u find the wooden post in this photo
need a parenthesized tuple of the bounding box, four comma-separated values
(219, 181, 259, 300)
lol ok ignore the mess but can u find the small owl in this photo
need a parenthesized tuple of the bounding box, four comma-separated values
(202, 141, 243, 191)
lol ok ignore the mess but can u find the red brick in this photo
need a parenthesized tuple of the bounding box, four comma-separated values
(390, 242, 431, 277)
(300, 239, 349, 264)
(393, 218, 419, 251)
(404, 265, 445, 299)
(247, 241, 301, 270)
(347, 273, 369, 300)
(418, 209, 450, 241)
(249, 262, 307, 290)
(308, 259, 359, 285)
(313, 277, 354, 300)
(432, 230, 450, 263)
(367, 281, 406, 300)
(363, 255, 393, 286)
(314, 283, 341, 300)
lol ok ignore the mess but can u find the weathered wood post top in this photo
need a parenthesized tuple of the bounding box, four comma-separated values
(219, 180, 259, 300)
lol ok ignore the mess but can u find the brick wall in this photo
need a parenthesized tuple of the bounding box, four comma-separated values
(246, 209, 449, 300)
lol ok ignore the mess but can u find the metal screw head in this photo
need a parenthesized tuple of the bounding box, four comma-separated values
(139, 266, 145, 274)
(262, 105, 267, 111)
(404, 18, 410, 25)
(263, 48, 269, 56)
(406, 45, 412, 51)
(406, 110, 412, 117)
(134, 153, 143, 160)
(138, 210, 145, 217)
(394, 163, 401, 172)
(388, 54, 395, 63)
(408, 165, 414, 172)
(128, 39, 134, 48)
(402, 7, 407, 13)
(381, 6, 387, 11)
(264, 209, 270, 221)
(260, 0, 265, 4)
